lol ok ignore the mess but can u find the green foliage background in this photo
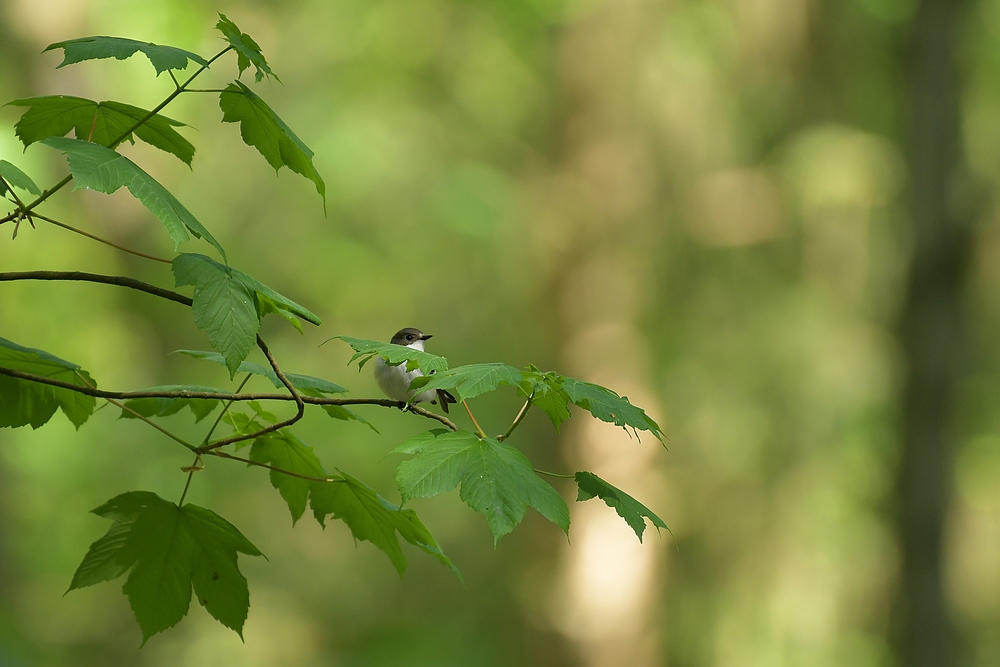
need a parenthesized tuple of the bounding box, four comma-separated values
(2, 0, 1000, 665)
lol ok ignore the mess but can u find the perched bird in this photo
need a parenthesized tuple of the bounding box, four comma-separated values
(374, 328, 457, 413)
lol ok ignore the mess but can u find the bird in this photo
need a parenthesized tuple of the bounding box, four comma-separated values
(374, 328, 457, 413)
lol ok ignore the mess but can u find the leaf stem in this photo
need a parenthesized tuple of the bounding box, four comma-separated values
(497, 393, 532, 442)
(462, 400, 487, 439)
(200, 372, 253, 445)
(178, 455, 200, 505)
(30, 213, 173, 264)
(73, 370, 198, 452)
(533, 468, 576, 480)
(210, 450, 345, 483)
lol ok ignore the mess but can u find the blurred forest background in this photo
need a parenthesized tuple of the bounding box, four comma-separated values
(0, 0, 997, 665)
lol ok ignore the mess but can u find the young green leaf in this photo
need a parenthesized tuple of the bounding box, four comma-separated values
(68, 491, 262, 641)
(119, 385, 228, 422)
(44, 36, 208, 75)
(219, 82, 325, 204)
(333, 336, 448, 374)
(310, 470, 459, 578)
(392, 430, 570, 543)
(42, 138, 224, 258)
(0, 160, 41, 195)
(561, 377, 663, 441)
(575, 472, 669, 542)
(250, 432, 328, 523)
(215, 14, 278, 82)
(519, 369, 571, 430)
(0, 337, 96, 429)
(173, 255, 259, 377)
(9, 96, 194, 163)
(177, 350, 344, 393)
(409, 363, 523, 401)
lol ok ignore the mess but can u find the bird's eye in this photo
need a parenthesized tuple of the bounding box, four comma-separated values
(406, 334, 413, 341)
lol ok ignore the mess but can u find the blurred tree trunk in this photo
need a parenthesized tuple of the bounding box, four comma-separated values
(895, 0, 971, 665)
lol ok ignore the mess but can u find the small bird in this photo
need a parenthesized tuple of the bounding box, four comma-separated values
(374, 328, 457, 413)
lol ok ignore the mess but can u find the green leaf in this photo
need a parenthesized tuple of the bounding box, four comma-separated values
(561, 377, 663, 441)
(173, 255, 320, 371)
(68, 491, 262, 640)
(119, 385, 227, 422)
(249, 432, 327, 523)
(334, 336, 448, 374)
(172, 254, 259, 378)
(42, 138, 224, 258)
(409, 363, 522, 401)
(177, 349, 343, 393)
(519, 369, 571, 431)
(0, 336, 96, 429)
(575, 472, 669, 542)
(44, 37, 208, 75)
(0, 160, 41, 195)
(310, 471, 459, 578)
(8, 96, 193, 163)
(393, 430, 569, 543)
(315, 402, 379, 432)
(219, 81, 325, 204)
(215, 14, 278, 82)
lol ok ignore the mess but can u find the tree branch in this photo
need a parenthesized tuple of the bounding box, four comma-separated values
(210, 449, 345, 483)
(0, 271, 191, 306)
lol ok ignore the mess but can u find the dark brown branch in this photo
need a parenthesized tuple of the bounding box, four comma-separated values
(0, 271, 191, 306)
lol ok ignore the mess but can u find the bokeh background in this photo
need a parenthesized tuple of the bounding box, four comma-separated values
(0, 0, 996, 665)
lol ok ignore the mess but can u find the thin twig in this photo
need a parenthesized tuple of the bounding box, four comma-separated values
(197, 336, 306, 453)
(498, 393, 532, 442)
(210, 449, 345, 483)
(30, 213, 173, 264)
(462, 400, 487, 438)
(534, 469, 576, 480)
(73, 371, 198, 452)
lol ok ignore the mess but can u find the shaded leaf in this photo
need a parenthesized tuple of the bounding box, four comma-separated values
(410, 363, 522, 401)
(68, 491, 262, 640)
(334, 336, 448, 374)
(249, 432, 327, 523)
(219, 81, 324, 204)
(172, 254, 258, 377)
(0, 336, 96, 429)
(119, 385, 228, 422)
(0, 160, 41, 195)
(392, 430, 569, 542)
(44, 36, 208, 75)
(575, 471, 668, 542)
(215, 14, 278, 82)
(42, 138, 224, 257)
(177, 349, 342, 393)
(519, 369, 571, 431)
(310, 470, 459, 578)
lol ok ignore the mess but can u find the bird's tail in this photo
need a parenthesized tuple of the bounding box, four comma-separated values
(437, 389, 457, 414)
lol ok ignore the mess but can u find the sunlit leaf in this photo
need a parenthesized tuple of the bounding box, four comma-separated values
(575, 471, 668, 542)
(0, 336, 96, 429)
(519, 369, 571, 430)
(334, 336, 448, 374)
(0, 160, 41, 195)
(561, 377, 663, 440)
(42, 138, 224, 257)
(215, 14, 278, 82)
(219, 81, 324, 204)
(44, 36, 208, 75)
(392, 429, 569, 543)
(410, 363, 523, 401)
(68, 491, 262, 640)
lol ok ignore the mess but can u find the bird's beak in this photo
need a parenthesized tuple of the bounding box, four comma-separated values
(420, 334, 433, 340)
